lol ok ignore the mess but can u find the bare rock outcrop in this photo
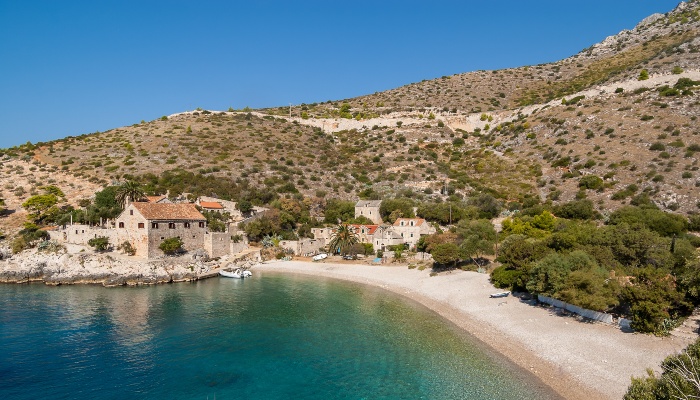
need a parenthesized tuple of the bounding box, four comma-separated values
(0, 249, 217, 286)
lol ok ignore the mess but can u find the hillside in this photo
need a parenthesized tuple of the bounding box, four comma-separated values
(2, 0, 700, 222)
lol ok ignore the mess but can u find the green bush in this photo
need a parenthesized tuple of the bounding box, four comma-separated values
(88, 236, 110, 252)
(578, 175, 604, 190)
(159, 237, 184, 255)
(490, 266, 524, 289)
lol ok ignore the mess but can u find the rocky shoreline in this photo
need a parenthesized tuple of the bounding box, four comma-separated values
(0, 248, 257, 287)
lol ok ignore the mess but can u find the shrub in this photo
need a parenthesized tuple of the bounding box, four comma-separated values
(88, 236, 110, 252)
(649, 142, 666, 151)
(159, 237, 184, 255)
(578, 175, 604, 190)
(118, 241, 136, 256)
(638, 69, 649, 81)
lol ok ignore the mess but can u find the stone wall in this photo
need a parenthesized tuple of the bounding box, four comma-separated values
(51, 225, 120, 248)
(204, 232, 231, 258)
(146, 221, 208, 258)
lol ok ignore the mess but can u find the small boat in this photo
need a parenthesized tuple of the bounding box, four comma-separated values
(489, 291, 511, 298)
(219, 268, 252, 279)
(312, 253, 328, 262)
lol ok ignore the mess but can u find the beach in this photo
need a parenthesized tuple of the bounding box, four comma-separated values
(254, 260, 695, 400)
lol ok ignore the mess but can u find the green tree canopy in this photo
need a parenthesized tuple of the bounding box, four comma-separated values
(323, 199, 355, 224)
(380, 198, 416, 223)
(431, 242, 461, 267)
(22, 194, 58, 223)
(456, 219, 497, 266)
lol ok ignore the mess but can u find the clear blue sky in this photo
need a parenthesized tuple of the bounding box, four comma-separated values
(0, 0, 682, 149)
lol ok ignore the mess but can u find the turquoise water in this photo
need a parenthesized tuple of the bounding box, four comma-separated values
(0, 273, 559, 399)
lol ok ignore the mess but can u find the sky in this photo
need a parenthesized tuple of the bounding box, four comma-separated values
(0, 0, 683, 149)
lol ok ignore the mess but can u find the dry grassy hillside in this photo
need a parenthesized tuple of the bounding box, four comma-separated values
(2, 0, 700, 224)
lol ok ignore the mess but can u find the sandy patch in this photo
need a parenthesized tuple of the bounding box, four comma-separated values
(253, 260, 693, 400)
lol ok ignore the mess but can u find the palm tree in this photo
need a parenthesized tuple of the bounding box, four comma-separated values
(115, 181, 146, 208)
(327, 224, 359, 255)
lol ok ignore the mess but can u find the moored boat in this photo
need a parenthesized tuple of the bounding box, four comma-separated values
(219, 268, 252, 279)
(489, 291, 510, 298)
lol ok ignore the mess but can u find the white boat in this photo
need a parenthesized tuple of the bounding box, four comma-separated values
(312, 253, 328, 262)
(219, 268, 252, 279)
(489, 291, 511, 298)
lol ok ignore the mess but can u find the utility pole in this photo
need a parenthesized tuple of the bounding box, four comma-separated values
(289, 103, 292, 119)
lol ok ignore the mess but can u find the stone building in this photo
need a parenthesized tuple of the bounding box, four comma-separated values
(114, 202, 209, 258)
(355, 200, 382, 224)
(392, 218, 436, 250)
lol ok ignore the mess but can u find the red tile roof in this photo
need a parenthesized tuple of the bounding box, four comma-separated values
(347, 224, 379, 235)
(199, 201, 224, 209)
(146, 195, 167, 203)
(132, 202, 206, 221)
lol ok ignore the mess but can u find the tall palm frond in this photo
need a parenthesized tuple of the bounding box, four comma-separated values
(115, 181, 146, 208)
(328, 224, 359, 255)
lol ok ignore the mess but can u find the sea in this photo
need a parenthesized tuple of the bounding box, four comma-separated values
(0, 273, 560, 399)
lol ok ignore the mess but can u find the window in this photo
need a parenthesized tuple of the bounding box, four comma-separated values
(410, 233, 414, 238)
(161, 237, 164, 240)
(130, 210, 133, 215)
(199, 222, 205, 228)
(400, 221, 405, 226)
(410, 221, 414, 226)
(152, 223, 159, 229)
(118, 222, 124, 228)
(75, 230, 78, 234)
(184, 222, 190, 229)
(169, 223, 176, 229)
(138, 223, 144, 229)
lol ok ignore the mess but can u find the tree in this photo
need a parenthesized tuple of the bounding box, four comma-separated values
(88, 236, 110, 252)
(626, 338, 700, 399)
(327, 224, 359, 255)
(323, 199, 355, 224)
(115, 181, 146, 208)
(22, 194, 58, 223)
(431, 243, 460, 267)
(380, 198, 416, 223)
(159, 237, 184, 255)
(456, 219, 497, 267)
(467, 193, 501, 219)
(237, 199, 253, 214)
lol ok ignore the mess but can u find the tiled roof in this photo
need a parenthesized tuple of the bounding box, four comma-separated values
(132, 202, 206, 221)
(146, 195, 167, 203)
(355, 200, 382, 207)
(393, 218, 425, 227)
(200, 201, 224, 209)
(347, 224, 379, 235)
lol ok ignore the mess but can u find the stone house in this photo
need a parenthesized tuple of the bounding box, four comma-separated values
(392, 218, 436, 250)
(355, 200, 382, 224)
(371, 225, 404, 251)
(114, 202, 209, 258)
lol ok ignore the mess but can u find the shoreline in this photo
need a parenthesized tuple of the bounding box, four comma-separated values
(253, 260, 695, 400)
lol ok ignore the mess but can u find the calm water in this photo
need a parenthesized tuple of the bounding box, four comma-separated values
(0, 273, 559, 399)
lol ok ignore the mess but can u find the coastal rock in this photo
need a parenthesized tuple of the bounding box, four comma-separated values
(0, 248, 218, 287)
